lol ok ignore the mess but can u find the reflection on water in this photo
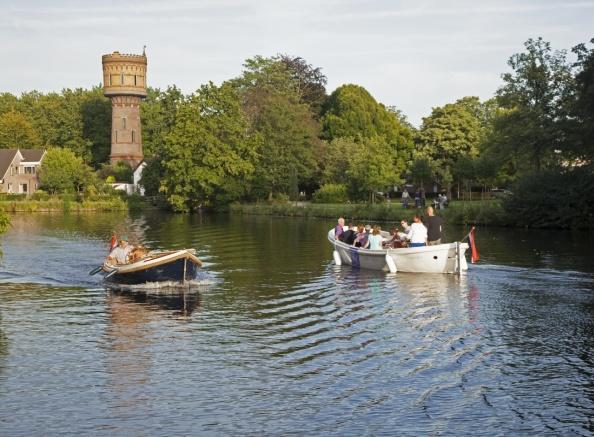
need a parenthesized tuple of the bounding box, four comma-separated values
(0, 213, 593, 435)
(109, 289, 202, 316)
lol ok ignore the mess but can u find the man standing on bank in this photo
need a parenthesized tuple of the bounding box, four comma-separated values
(424, 206, 443, 245)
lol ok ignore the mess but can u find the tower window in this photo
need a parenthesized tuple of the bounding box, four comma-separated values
(115, 131, 118, 142)
(120, 73, 124, 85)
(109, 75, 112, 86)
(122, 117, 126, 129)
(132, 130, 135, 143)
(134, 75, 137, 86)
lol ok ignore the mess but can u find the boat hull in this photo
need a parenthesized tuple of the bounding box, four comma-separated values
(103, 249, 202, 285)
(106, 258, 199, 284)
(328, 230, 468, 274)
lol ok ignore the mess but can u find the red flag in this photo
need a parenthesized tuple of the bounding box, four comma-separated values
(468, 227, 479, 264)
(109, 234, 118, 253)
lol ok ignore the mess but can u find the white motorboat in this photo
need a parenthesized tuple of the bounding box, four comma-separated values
(328, 229, 469, 274)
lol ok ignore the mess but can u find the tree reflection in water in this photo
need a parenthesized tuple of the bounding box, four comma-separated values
(103, 289, 202, 421)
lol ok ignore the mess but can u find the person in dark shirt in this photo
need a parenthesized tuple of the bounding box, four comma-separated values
(423, 206, 443, 245)
(340, 223, 357, 245)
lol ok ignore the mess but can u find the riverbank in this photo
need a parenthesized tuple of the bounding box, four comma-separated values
(0, 194, 153, 213)
(230, 201, 508, 226)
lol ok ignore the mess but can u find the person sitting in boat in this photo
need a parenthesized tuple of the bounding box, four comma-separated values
(353, 225, 369, 248)
(398, 219, 411, 241)
(129, 246, 149, 262)
(407, 215, 428, 247)
(334, 217, 346, 240)
(368, 226, 384, 250)
(340, 222, 357, 245)
(107, 236, 134, 265)
(383, 227, 407, 248)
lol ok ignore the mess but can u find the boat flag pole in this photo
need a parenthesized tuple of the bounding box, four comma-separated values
(460, 226, 480, 264)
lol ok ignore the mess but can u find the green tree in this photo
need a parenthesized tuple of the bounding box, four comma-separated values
(279, 54, 328, 117)
(250, 93, 320, 200)
(321, 85, 413, 183)
(410, 157, 433, 188)
(347, 136, 404, 202)
(0, 93, 21, 116)
(138, 158, 163, 196)
(566, 38, 594, 162)
(321, 137, 358, 185)
(416, 97, 484, 169)
(141, 85, 185, 159)
(98, 161, 133, 183)
(453, 156, 476, 200)
(232, 56, 323, 199)
(39, 147, 92, 193)
(19, 89, 93, 161)
(493, 37, 573, 173)
(474, 155, 499, 199)
(160, 82, 260, 211)
(0, 110, 41, 149)
(322, 84, 413, 146)
(80, 87, 112, 166)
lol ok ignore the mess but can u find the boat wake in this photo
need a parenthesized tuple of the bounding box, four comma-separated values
(104, 278, 216, 293)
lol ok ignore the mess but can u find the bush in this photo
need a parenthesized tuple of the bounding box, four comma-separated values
(312, 184, 349, 203)
(0, 211, 9, 234)
(98, 162, 133, 183)
(30, 189, 49, 201)
(503, 166, 594, 228)
(0, 193, 26, 201)
(443, 201, 507, 226)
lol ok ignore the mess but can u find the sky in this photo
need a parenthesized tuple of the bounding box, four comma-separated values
(1, 0, 593, 126)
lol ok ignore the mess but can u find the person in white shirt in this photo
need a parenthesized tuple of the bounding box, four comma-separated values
(107, 237, 134, 265)
(407, 215, 427, 247)
(401, 189, 410, 209)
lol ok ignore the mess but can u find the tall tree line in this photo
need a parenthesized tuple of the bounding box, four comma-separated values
(0, 38, 592, 216)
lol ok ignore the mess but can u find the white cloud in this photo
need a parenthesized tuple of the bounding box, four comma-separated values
(1, 0, 593, 125)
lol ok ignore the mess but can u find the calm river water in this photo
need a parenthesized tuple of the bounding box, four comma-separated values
(0, 212, 593, 435)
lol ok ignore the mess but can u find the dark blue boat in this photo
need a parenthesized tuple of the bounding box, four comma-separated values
(103, 249, 202, 285)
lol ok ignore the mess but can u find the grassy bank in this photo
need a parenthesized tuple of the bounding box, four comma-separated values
(230, 200, 508, 226)
(0, 194, 154, 213)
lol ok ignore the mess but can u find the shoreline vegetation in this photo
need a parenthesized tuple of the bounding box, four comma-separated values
(230, 201, 509, 227)
(0, 194, 152, 213)
(229, 199, 592, 229)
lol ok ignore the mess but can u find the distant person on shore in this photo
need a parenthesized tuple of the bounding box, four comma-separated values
(433, 194, 442, 210)
(368, 226, 383, 250)
(423, 206, 443, 245)
(334, 217, 346, 240)
(407, 215, 427, 247)
(414, 191, 421, 208)
(401, 189, 410, 209)
(439, 193, 447, 209)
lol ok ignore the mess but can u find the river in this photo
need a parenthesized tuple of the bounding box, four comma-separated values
(0, 212, 593, 435)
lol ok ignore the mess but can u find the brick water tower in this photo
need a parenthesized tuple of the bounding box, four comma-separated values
(102, 50, 147, 167)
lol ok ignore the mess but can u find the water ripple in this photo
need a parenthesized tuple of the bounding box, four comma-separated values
(0, 214, 593, 435)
